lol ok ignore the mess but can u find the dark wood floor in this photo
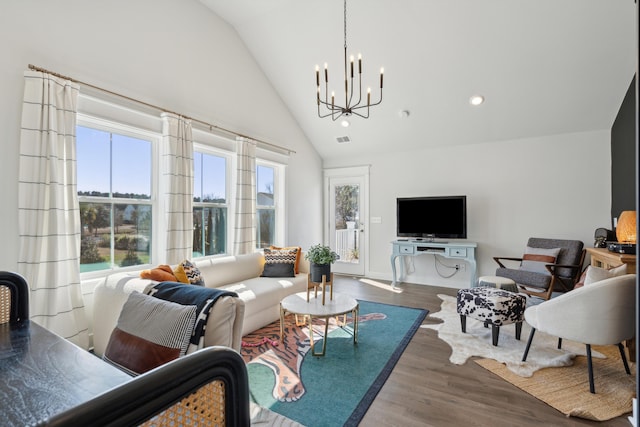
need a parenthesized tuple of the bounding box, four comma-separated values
(332, 275, 632, 427)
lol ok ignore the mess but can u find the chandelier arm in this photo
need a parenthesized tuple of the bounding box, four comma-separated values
(318, 92, 345, 110)
(350, 108, 369, 119)
(318, 99, 344, 118)
(368, 90, 383, 107)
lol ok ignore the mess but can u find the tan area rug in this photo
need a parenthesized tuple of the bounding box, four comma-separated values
(476, 339, 636, 421)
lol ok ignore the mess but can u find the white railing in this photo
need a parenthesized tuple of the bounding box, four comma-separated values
(335, 228, 360, 263)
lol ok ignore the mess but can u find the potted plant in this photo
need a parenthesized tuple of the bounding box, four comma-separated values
(305, 244, 339, 283)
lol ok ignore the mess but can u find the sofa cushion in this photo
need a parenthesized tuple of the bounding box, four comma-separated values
(196, 253, 265, 288)
(519, 246, 561, 275)
(174, 259, 205, 286)
(261, 248, 297, 277)
(103, 291, 196, 376)
(221, 275, 305, 317)
(270, 245, 302, 273)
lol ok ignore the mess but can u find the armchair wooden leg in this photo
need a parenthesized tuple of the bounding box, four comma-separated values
(522, 328, 536, 361)
(557, 337, 562, 349)
(586, 344, 595, 394)
(618, 343, 631, 375)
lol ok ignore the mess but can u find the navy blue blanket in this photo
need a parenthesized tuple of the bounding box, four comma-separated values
(145, 281, 238, 353)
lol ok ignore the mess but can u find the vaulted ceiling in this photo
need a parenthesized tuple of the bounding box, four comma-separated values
(200, 0, 636, 161)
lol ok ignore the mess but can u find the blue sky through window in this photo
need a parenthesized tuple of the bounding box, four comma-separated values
(77, 126, 151, 197)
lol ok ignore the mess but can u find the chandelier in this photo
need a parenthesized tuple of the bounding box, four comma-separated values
(315, 0, 383, 123)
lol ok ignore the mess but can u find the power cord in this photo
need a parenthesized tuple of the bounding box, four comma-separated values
(434, 255, 459, 279)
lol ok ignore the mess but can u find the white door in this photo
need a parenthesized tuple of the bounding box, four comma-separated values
(325, 167, 368, 276)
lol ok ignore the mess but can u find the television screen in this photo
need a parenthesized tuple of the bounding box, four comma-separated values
(396, 196, 467, 239)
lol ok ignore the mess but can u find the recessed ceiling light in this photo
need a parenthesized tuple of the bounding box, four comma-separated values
(470, 95, 485, 106)
(398, 110, 410, 119)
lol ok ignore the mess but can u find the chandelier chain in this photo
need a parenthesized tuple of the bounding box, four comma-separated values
(344, 0, 347, 50)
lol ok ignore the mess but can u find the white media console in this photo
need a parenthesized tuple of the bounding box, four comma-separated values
(390, 240, 478, 287)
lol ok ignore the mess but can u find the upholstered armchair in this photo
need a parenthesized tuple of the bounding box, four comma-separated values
(521, 274, 636, 393)
(494, 237, 585, 300)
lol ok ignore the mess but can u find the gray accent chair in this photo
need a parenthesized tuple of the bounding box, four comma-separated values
(493, 237, 586, 301)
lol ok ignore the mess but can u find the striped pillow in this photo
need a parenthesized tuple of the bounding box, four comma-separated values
(261, 248, 298, 277)
(519, 246, 561, 275)
(103, 292, 196, 376)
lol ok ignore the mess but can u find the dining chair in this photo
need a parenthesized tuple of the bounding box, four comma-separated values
(0, 271, 29, 324)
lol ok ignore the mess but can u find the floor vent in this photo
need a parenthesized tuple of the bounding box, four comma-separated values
(336, 136, 351, 144)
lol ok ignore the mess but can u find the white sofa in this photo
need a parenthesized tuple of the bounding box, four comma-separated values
(92, 252, 309, 357)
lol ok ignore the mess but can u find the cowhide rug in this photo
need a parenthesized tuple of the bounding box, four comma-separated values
(421, 294, 603, 377)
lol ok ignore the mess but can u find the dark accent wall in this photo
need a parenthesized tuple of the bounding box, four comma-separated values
(611, 75, 637, 225)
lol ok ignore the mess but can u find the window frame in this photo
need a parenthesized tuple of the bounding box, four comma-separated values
(76, 114, 160, 279)
(192, 143, 232, 258)
(255, 159, 285, 249)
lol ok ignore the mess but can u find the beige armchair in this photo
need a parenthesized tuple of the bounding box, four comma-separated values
(521, 274, 636, 393)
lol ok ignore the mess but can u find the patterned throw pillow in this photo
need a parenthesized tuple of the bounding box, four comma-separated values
(103, 292, 197, 376)
(174, 259, 205, 286)
(270, 245, 302, 274)
(261, 248, 298, 278)
(519, 246, 561, 275)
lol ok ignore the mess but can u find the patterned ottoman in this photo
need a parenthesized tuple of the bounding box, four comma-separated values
(456, 287, 526, 346)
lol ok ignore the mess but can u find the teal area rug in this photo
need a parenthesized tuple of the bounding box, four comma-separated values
(240, 300, 427, 427)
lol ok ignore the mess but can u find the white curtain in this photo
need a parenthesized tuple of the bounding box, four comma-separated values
(18, 70, 89, 348)
(162, 113, 194, 264)
(234, 137, 256, 255)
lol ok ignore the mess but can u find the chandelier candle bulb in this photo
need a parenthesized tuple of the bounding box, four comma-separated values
(316, 66, 320, 86)
(380, 68, 384, 88)
(324, 63, 328, 82)
(350, 56, 354, 77)
(358, 54, 362, 73)
(367, 88, 371, 106)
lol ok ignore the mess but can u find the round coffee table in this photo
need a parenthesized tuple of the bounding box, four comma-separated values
(280, 292, 359, 356)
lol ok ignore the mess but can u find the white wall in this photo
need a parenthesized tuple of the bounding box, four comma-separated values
(0, 0, 323, 273)
(325, 130, 612, 288)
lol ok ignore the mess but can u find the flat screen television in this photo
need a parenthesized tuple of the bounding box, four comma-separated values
(396, 196, 467, 239)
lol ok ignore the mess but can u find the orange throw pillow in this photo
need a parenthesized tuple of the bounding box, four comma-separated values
(140, 265, 177, 282)
(270, 245, 302, 274)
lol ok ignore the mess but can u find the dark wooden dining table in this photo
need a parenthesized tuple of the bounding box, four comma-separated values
(0, 320, 131, 426)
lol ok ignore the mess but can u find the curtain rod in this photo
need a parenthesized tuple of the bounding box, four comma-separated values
(27, 64, 295, 155)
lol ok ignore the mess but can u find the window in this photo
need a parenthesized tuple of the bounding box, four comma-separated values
(193, 150, 228, 257)
(77, 125, 153, 273)
(256, 164, 276, 248)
